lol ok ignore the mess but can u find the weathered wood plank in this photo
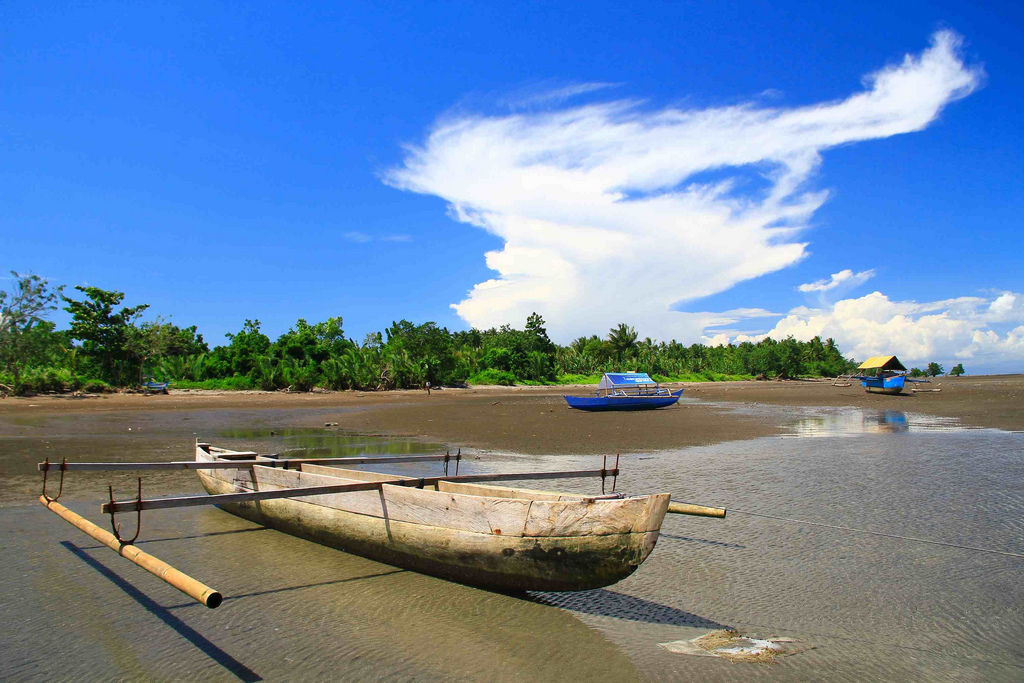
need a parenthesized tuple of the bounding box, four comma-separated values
(523, 497, 650, 537)
(300, 464, 417, 482)
(252, 466, 389, 518)
(106, 467, 620, 513)
(438, 481, 564, 501)
(199, 472, 659, 592)
(630, 494, 671, 532)
(253, 467, 532, 536)
(381, 485, 532, 536)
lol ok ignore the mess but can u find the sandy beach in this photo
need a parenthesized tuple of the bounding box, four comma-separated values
(2, 374, 1020, 459)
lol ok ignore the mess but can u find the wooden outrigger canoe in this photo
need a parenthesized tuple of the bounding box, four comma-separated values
(196, 443, 670, 592)
(37, 445, 725, 606)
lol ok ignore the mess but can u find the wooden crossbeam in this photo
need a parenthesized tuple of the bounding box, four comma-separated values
(38, 453, 454, 472)
(101, 468, 619, 514)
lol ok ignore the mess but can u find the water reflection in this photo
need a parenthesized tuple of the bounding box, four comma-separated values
(787, 408, 963, 437)
(217, 427, 445, 458)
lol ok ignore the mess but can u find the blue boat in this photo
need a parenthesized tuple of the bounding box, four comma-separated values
(564, 373, 683, 411)
(846, 355, 928, 395)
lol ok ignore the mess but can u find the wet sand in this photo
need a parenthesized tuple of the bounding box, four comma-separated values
(2, 374, 1020, 462)
(1, 377, 1022, 681)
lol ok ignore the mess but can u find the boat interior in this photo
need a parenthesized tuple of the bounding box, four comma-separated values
(200, 445, 627, 503)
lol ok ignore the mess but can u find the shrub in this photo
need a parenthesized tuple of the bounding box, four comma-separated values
(20, 367, 74, 393)
(468, 368, 517, 386)
(554, 373, 602, 385)
(82, 379, 112, 393)
(173, 375, 254, 391)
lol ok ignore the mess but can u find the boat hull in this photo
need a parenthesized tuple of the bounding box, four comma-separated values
(861, 375, 906, 395)
(196, 448, 669, 592)
(564, 389, 683, 411)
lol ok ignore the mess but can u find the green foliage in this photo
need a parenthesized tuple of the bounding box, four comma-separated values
(224, 320, 271, 377)
(173, 375, 254, 391)
(926, 362, 945, 377)
(552, 374, 603, 385)
(10, 279, 863, 393)
(950, 363, 965, 377)
(607, 323, 638, 360)
(468, 368, 517, 385)
(909, 367, 924, 377)
(0, 272, 65, 393)
(63, 286, 149, 385)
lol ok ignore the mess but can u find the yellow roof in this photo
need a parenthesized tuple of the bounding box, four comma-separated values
(858, 355, 906, 371)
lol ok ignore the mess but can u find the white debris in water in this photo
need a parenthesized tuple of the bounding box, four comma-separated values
(718, 638, 781, 656)
(659, 631, 811, 662)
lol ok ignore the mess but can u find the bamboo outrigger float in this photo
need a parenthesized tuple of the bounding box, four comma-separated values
(38, 442, 725, 606)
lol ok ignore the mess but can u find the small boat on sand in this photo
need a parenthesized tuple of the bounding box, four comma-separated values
(837, 356, 930, 395)
(195, 444, 669, 591)
(37, 445, 724, 606)
(564, 372, 683, 411)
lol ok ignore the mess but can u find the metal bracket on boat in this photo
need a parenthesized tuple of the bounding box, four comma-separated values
(442, 449, 462, 477)
(108, 478, 142, 545)
(600, 455, 620, 494)
(40, 457, 67, 503)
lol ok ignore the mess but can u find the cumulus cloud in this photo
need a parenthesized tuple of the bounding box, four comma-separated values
(386, 31, 981, 342)
(798, 269, 875, 293)
(744, 290, 1024, 365)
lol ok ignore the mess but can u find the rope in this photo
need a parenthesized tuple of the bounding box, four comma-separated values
(727, 509, 1024, 559)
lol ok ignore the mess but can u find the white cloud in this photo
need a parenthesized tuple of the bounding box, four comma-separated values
(749, 290, 1024, 365)
(798, 268, 875, 292)
(386, 31, 981, 342)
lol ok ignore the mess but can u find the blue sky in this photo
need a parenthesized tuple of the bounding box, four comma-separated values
(2, 2, 1022, 371)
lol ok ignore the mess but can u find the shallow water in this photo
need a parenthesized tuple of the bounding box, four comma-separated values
(2, 407, 1023, 681)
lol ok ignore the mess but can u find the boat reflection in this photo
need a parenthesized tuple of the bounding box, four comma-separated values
(787, 408, 962, 437)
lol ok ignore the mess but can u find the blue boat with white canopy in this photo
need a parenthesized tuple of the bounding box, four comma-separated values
(564, 373, 683, 411)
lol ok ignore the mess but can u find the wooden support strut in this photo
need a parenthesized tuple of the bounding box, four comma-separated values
(39, 496, 222, 608)
(38, 453, 458, 472)
(102, 468, 621, 514)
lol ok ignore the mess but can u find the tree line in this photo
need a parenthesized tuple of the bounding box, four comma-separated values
(0, 272, 934, 396)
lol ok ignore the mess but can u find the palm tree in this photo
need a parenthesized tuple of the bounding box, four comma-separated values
(607, 323, 638, 361)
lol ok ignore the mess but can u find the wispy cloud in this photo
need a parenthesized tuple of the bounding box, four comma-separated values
(798, 268, 875, 293)
(343, 231, 411, 244)
(386, 31, 982, 342)
(500, 81, 623, 108)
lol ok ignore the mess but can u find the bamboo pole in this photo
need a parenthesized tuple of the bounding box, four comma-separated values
(39, 496, 223, 608)
(38, 453, 455, 472)
(102, 467, 621, 514)
(667, 501, 727, 518)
